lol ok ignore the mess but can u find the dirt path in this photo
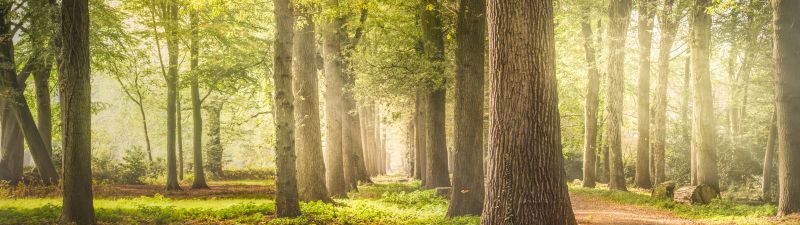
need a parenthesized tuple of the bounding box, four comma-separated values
(571, 193, 700, 225)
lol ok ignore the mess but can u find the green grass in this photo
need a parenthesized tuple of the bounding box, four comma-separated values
(0, 180, 478, 225)
(569, 185, 777, 222)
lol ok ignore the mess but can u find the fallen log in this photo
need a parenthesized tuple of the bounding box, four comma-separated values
(673, 184, 717, 205)
(651, 181, 676, 199)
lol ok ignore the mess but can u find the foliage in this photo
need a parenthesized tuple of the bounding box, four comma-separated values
(216, 168, 276, 181)
(92, 149, 166, 185)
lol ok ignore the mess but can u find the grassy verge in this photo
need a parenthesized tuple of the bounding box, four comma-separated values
(569, 184, 778, 223)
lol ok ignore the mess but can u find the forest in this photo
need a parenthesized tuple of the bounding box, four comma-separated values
(0, 0, 799, 224)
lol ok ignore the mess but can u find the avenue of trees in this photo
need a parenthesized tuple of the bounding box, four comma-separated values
(1, 0, 800, 224)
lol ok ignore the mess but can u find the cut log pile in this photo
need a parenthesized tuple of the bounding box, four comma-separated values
(673, 184, 717, 205)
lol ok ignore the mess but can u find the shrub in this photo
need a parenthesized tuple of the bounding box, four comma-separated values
(217, 168, 275, 180)
(119, 147, 149, 185)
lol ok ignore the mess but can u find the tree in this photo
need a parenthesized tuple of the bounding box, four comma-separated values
(419, 0, 450, 189)
(321, 0, 347, 197)
(341, 9, 372, 187)
(606, 0, 632, 192)
(273, 0, 301, 216)
(481, 0, 576, 223)
(635, 0, 654, 189)
(763, 109, 777, 202)
(652, 0, 678, 185)
(580, 7, 601, 189)
(414, 92, 427, 184)
(59, 0, 95, 223)
(293, 6, 332, 203)
(691, 0, 719, 192)
(447, 0, 485, 217)
(772, 0, 800, 216)
(189, 8, 209, 189)
(205, 99, 225, 177)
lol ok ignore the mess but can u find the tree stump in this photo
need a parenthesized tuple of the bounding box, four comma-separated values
(673, 184, 717, 204)
(651, 181, 676, 199)
(435, 187, 451, 199)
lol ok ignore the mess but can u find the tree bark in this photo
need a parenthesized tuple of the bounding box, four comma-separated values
(293, 11, 331, 203)
(189, 9, 208, 189)
(606, 0, 632, 192)
(653, 0, 678, 186)
(635, 0, 654, 189)
(482, 0, 577, 223)
(448, 0, 485, 216)
(273, 0, 301, 216)
(206, 101, 224, 178)
(177, 92, 184, 181)
(419, 0, 450, 189)
(773, 0, 800, 216)
(163, 0, 181, 191)
(690, 0, 718, 192)
(321, 0, 347, 197)
(414, 92, 427, 184)
(580, 9, 600, 189)
(59, 0, 95, 223)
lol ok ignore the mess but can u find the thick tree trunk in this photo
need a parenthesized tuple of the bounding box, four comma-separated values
(164, 0, 181, 191)
(606, 0, 632, 192)
(59, 0, 95, 223)
(321, 0, 347, 197)
(414, 92, 427, 184)
(0, 104, 23, 184)
(653, 0, 677, 186)
(33, 60, 52, 153)
(580, 10, 600, 189)
(447, 0, 485, 216)
(690, 0, 719, 192)
(763, 110, 777, 202)
(189, 10, 208, 189)
(773, 0, 800, 216)
(683, 57, 696, 185)
(635, 0, 654, 189)
(359, 105, 376, 176)
(177, 93, 184, 181)
(293, 12, 331, 203)
(343, 91, 371, 185)
(482, 0, 577, 223)
(273, 0, 301, 216)
(419, 0, 450, 189)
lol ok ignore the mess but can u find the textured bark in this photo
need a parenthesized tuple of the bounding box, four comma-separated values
(773, 0, 800, 216)
(414, 92, 427, 184)
(447, 0, 485, 216)
(606, 0, 632, 192)
(763, 110, 777, 202)
(321, 0, 347, 196)
(189, 10, 208, 189)
(0, 104, 23, 183)
(690, 0, 718, 192)
(292, 12, 331, 203)
(163, 0, 181, 191)
(635, 0, 654, 189)
(205, 102, 224, 178)
(674, 185, 717, 205)
(653, 0, 677, 186)
(420, 0, 450, 189)
(482, 0, 577, 223)
(273, 0, 301, 216)
(580, 10, 600, 189)
(343, 89, 371, 185)
(59, 0, 95, 223)
(683, 57, 696, 185)
(177, 93, 184, 181)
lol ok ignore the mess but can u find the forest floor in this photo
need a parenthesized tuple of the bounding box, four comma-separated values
(0, 176, 798, 224)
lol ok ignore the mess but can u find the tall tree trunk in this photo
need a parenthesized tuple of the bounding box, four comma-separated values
(189, 10, 208, 189)
(653, 0, 677, 186)
(359, 105, 376, 176)
(773, 0, 800, 216)
(420, 0, 450, 189)
(0, 105, 23, 184)
(683, 57, 696, 185)
(580, 9, 600, 189)
(690, 0, 718, 192)
(482, 0, 576, 223)
(206, 101, 224, 177)
(606, 0, 632, 192)
(321, 0, 347, 197)
(273, 0, 301, 216)
(164, 0, 181, 191)
(343, 89, 371, 185)
(293, 11, 331, 203)
(635, 0, 654, 189)
(448, 0, 485, 216)
(59, 0, 95, 222)
(763, 109, 777, 202)
(414, 92, 427, 184)
(177, 93, 184, 181)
